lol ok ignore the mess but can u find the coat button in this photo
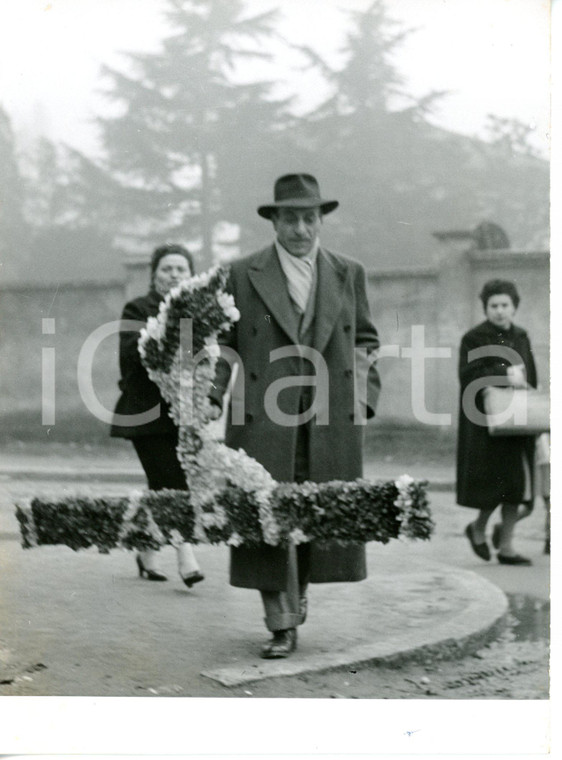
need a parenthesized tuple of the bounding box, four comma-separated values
(245, 412, 253, 422)
(250, 371, 258, 381)
(345, 369, 353, 378)
(252, 326, 258, 335)
(349, 413, 355, 421)
(343, 325, 351, 332)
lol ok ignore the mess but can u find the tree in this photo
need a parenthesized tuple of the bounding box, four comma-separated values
(484, 115, 543, 158)
(22, 138, 78, 228)
(296, 0, 417, 119)
(291, 1, 453, 266)
(292, 1, 549, 267)
(0, 106, 30, 282)
(15, 137, 120, 282)
(471, 121, 549, 250)
(96, 0, 291, 267)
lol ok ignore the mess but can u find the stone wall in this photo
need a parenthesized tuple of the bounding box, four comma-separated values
(367, 246, 549, 429)
(0, 281, 125, 436)
(0, 245, 549, 438)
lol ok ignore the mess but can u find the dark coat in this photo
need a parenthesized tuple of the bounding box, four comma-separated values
(210, 245, 381, 590)
(456, 319, 537, 509)
(110, 290, 176, 439)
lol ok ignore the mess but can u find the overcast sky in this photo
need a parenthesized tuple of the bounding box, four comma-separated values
(0, 0, 552, 156)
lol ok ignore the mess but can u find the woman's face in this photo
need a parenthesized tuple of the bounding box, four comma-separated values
(153, 254, 191, 295)
(485, 293, 516, 329)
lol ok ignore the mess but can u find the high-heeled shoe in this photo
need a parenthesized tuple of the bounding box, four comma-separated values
(464, 523, 491, 561)
(136, 555, 168, 581)
(180, 571, 205, 588)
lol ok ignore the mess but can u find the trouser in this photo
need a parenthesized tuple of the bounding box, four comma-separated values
(261, 543, 311, 631)
(260, 420, 311, 632)
(132, 434, 200, 574)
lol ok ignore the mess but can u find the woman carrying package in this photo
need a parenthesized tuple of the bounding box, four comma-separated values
(457, 278, 537, 566)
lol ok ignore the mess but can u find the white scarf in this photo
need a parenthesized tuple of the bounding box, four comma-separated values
(275, 239, 319, 314)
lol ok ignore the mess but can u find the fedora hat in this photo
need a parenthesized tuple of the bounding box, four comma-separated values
(257, 173, 339, 219)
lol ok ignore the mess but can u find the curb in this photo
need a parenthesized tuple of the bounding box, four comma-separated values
(201, 565, 508, 687)
(0, 467, 456, 491)
(0, 468, 145, 483)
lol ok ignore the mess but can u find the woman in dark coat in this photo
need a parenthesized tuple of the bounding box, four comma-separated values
(111, 243, 204, 587)
(457, 279, 537, 566)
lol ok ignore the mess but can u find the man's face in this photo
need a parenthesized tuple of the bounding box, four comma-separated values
(272, 207, 322, 257)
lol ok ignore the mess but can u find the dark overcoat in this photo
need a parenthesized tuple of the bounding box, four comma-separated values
(110, 290, 176, 439)
(210, 245, 381, 590)
(456, 319, 537, 509)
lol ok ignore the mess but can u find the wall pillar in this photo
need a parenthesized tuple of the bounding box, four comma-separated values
(432, 231, 475, 345)
(431, 230, 475, 431)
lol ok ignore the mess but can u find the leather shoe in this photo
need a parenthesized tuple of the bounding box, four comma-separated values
(260, 628, 297, 659)
(465, 523, 491, 561)
(491, 524, 502, 550)
(181, 571, 205, 588)
(497, 553, 532, 566)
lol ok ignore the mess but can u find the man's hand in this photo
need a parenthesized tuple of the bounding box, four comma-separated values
(207, 399, 223, 420)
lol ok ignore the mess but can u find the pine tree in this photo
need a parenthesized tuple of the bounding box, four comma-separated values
(18, 138, 120, 282)
(293, 0, 548, 266)
(291, 1, 451, 265)
(0, 106, 30, 282)
(96, 0, 290, 268)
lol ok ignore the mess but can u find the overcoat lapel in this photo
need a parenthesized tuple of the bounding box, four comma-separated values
(247, 246, 300, 344)
(314, 248, 347, 354)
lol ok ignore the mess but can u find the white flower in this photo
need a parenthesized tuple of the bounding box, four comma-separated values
(15, 498, 38, 547)
(168, 529, 185, 548)
(202, 341, 221, 359)
(200, 512, 227, 529)
(126, 489, 144, 511)
(118, 489, 165, 547)
(227, 532, 243, 547)
(137, 263, 283, 547)
(217, 291, 240, 322)
(395, 474, 415, 490)
(289, 528, 309, 545)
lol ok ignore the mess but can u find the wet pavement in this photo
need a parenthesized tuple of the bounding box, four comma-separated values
(506, 593, 550, 643)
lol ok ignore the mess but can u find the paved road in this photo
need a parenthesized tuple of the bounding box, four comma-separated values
(0, 469, 549, 698)
(1, 466, 549, 594)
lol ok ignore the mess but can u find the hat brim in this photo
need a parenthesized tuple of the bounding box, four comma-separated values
(257, 199, 339, 220)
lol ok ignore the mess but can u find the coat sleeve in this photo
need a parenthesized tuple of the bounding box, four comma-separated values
(118, 299, 149, 391)
(458, 329, 512, 389)
(354, 263, 381, 419)
(209, 272, 238, 410)
(522, 331, 538, 389)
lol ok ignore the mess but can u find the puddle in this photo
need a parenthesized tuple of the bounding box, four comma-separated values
(506, 593, 550, 642)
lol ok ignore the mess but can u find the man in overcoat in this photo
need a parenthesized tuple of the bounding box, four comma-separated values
(210, 173, 381, 658)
